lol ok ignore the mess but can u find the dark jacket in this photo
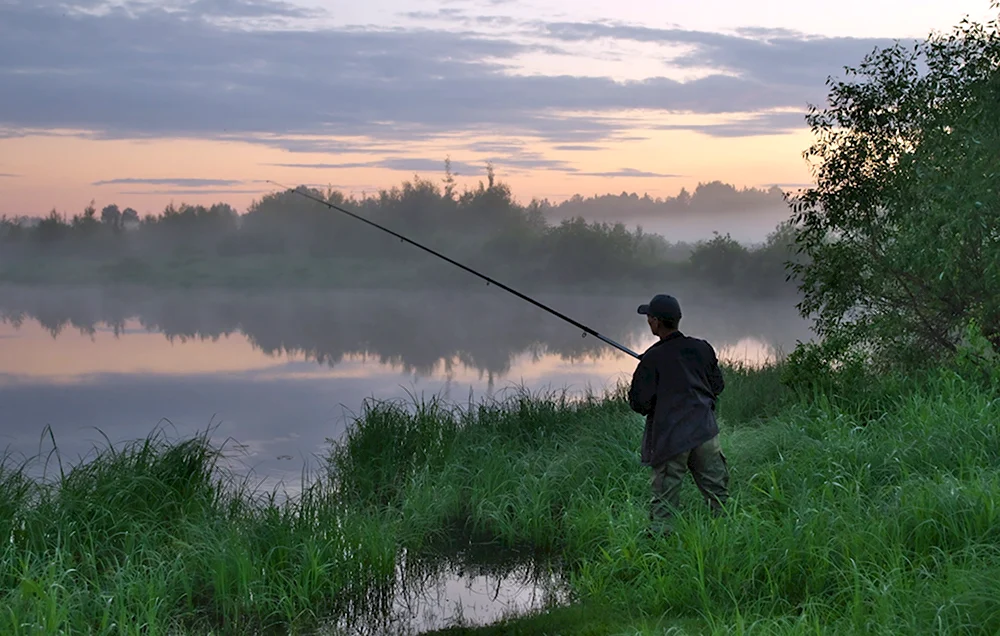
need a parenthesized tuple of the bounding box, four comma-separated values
(627, 331, 725, 467)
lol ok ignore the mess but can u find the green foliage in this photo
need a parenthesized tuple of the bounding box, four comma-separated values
(5, 364, 1000, 633)
(951, 318, 1000, 389)
(715, 360, 793, 425)
(689, 232, 751, 287)
(789, 8, 1000, 370)
(34, 209, 70, 244)
(553, 181, 788, 219)
(0, 214, 24, 241)
(366, 365, 1000, 634)
(0, 427, 399, 634)
(328, 396, 463, 508)
(685, 222, 805, 295)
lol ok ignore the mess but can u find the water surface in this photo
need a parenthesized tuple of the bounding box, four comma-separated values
(0, 284, 812, 492)
(334, 553, 569, 635)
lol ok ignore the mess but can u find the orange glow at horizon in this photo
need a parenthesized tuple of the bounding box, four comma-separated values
(0, 118, 816, 218)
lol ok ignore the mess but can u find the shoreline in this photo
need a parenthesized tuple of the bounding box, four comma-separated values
(5, 363, 997, 634)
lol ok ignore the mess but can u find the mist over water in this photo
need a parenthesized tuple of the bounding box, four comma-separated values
(543, 183, 795, 245)
(602, 208, 795, 245)
(0, 284, 813, 493)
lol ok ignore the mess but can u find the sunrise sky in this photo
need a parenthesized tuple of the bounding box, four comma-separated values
(0, 0, 994, 219)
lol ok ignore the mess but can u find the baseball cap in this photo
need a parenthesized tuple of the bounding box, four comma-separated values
(637, 294, 682, 321)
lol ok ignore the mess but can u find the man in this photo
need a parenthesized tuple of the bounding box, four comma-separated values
(627, 293, 728, 535)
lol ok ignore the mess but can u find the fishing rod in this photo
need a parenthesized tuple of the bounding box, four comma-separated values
(266, 181, 641, 359)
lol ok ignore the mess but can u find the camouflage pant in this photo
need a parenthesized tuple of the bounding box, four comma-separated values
(649, 434, 729, 532)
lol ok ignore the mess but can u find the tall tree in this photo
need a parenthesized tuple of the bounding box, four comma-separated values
(789, 4, 1000, 368)
(101, 204, 122, 230)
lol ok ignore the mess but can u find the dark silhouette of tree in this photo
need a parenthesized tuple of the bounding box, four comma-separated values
(71, 201, 100, 238)
(788, 4, 1000, 370)
(442, 156, 457, 200)
(101, 204, 122, 231)
(688, 232, 750, 288)
(35, 209, 69, 244)
(122, 208, 140, 227)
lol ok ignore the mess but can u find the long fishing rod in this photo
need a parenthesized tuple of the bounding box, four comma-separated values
(266, 181, 641, 359)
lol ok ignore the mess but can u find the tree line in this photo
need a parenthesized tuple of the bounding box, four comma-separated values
(0, 169, 802, 295)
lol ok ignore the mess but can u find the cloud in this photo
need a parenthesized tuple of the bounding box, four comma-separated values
(66, 0, 323, 20)
(180, 0, 324, 19)
(0, 0, 900, 151)
(0, 1, 544, 136)
(270, 162, 370, 170)
(542, 21, 901, 88)
(473, 15, 520, 27)
(0, 127, 85, 140)
(466, 141, 528, 154)
(402, 8, 467, 20)
(552, 144, 605, 151)
(575, 168, 683, 178)
(91, 178, 246, 187)
(656, 111, 808, 137)
(292, 183, 381, 190)
(762, 182, 815, 189)
(495, 158, 577, 173)
(226, 135, 395, 155)
(0, 173, 19, 178)
(270, 153, 577, 175)
(271, 158, 484, 175)
(119, 188, 270, 195)
(404, 7, 522, 29)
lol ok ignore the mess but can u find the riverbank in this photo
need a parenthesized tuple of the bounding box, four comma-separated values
(0, 252, 798, 298)
(3, 361, 998, 634)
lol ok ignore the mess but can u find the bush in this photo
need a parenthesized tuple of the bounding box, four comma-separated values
(788, 7, 1000, 371)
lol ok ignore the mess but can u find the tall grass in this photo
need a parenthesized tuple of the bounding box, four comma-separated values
(326, 363, 1000, 634)
(0, 428, 400, 634)
(4, 361, 1000, 633)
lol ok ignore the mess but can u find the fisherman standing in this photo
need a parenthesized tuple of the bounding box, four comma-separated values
(627, 294, 729, 535)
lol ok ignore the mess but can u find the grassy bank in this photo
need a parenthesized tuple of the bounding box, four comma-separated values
(0, 251, 797, 298)
(0, 254, 477, 290)
(3, 361, 999, 634)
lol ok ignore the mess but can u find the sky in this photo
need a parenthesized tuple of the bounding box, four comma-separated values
(0, 0, 994, 218)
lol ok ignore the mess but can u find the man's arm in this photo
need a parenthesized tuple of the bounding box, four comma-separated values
(627, 354, 658, 415)
(706, 344, 725, 397)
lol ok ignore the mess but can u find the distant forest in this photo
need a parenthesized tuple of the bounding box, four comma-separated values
(548, 180, 789, 219)
(0, 166, 802, 294)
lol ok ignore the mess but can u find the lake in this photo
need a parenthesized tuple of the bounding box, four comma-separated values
(0, 283, 813, 493)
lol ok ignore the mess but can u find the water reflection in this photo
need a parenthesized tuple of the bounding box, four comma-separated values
(0, 284, 808, 377)
(0, 284, 813, 493)
(335, 552, 568, 635)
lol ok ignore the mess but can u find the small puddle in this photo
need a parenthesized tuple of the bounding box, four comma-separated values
(328, 549, 571, 635)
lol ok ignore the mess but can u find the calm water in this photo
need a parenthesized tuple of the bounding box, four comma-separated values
(0, 284, 812, 491)
(333, 554, 570, 635)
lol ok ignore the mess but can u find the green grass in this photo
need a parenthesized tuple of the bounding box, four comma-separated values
(326, 363, 1000, 634)
(3, 362, 999, 633)
(0, 429, 402, 634)
(0, 253, 464, 290)
(0, 253, 797, 297)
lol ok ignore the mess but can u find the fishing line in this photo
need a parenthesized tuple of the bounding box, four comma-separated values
(265, 181, 641, 359)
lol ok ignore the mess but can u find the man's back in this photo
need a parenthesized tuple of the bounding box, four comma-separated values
(627, 331, 725, 467)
